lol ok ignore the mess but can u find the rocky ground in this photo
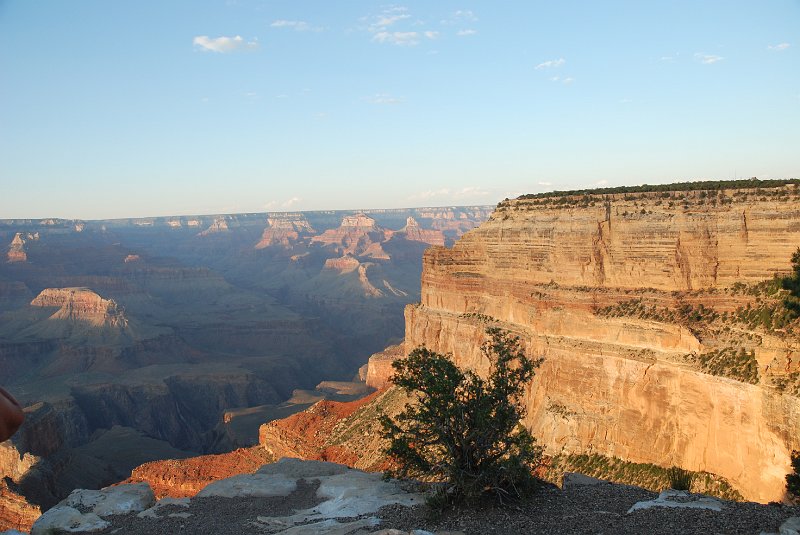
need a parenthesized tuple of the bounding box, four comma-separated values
(13, 459, 800, 535)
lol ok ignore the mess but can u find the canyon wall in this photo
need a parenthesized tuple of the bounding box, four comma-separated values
(397, 185, 800, 503)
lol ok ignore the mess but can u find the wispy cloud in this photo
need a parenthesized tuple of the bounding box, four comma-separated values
(364, 6, 439, 46)
(367, 6, 411, 31)
(694, 53, 723, 64)
(548, 75, 574, 85)
(270, 20, 321, 32)
(442, 9, 478, 24)
(411, 186, 488, 201)
(535, 58, 565, 70)
(538, 181, 552, 187)
(193, 35, 258, 53)
(768, 42, 790, 51)
(373, 31, 420, 46)
(365, 93, 404, 105)
(457, 29, 477, 36)
(455, 186, 489, 197)
(282, 197, 301, 208)
(412, 188, 450, 200)
(595, 179, 609, 186)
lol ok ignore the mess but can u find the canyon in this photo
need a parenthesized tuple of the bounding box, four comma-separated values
(396, 183, 800, 503)
(6, 181, 800, 531)
(114, 181, 800, 513)
(0, 206, 491, 532)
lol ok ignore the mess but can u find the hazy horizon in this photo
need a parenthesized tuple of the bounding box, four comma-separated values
(2, 1, 798, 219)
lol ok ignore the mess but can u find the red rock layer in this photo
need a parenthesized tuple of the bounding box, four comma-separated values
(311, 214, 390, 257)
(124, 447, 274, 499)
(399, 217, 446, 246)
(258, 390, 384, 467)
(0, 479, 40, 533)
(31, 288, 127, 327)
(255, 216, 314, 249)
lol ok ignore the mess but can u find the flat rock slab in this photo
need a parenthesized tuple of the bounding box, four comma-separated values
(30, 506, 110, 535)
(627, 490, 723, 513)
(781, 516, 800, 535)
(32, 483, 155, 535)
(64, 483, 155, 517)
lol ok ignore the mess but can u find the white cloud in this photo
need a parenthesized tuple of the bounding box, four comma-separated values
(595, 179, 609, 186)
(562, 77, 574, 85)
(768, 42, 790, 51)
(365, 93, 404, 105)
(535, 57, 565, 70)
(455, 186, 489, 197)
(457, 29, 477, 36)
(367, 6, 411, 31)
(373, 31, 419, 46)
(442, 9, 478, 24)
(364, 7, 441, 46)
(193, 35, 258, 53)
(549, 76, 560, 82)
(411, 188, 450, 200)
(282, 197, 301, 208)
(694, 53, 723, 64)
(411, 187, 489, 201)
(538, 181, 552, 187)
(454, 10, 477, 21)
(271, 20, 321, 32)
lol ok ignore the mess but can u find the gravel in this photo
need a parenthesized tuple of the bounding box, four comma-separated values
(85, 479, 800, 535)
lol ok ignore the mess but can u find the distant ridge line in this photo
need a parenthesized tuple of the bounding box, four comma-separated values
(518, 178, 800, 200)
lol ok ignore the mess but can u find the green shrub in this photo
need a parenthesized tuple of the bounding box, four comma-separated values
(666, 466, 694, 491)
(787, 450, 800, 499)
(381, 328, 543, 505)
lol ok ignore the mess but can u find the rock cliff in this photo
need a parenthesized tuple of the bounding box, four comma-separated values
(6, 233, 38, 263)
(397, 217, 445, 246)
(374, 183, 800, 503)
(254, 215, 315, 249)
(30, 288, 128, 329)
(311, 214, 390, 258)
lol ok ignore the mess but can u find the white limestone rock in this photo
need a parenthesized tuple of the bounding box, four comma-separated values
(30, 506, 110, 535)
(627, 490, 723, 514)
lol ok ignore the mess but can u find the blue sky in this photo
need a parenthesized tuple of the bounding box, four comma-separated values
(1, 1, 798, 219)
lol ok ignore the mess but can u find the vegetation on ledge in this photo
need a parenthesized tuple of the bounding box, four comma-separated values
(382, 328, 543, 505)
(516, 177, 800, 201)
(543, 453, 743, 502)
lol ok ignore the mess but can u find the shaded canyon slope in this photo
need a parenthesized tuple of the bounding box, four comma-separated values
(388, 182, 800, 503)
(0, 206, 491, 532)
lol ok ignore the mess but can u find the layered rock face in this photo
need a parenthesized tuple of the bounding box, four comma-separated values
(124, 447, 274, 498)
(31, 288, 127, 328)
(6, 232, 38, 263)
(254, 215, 314, 249)
(197, 216, 230, 236)
(396, 185, 800, 503)
(398, 217, 446, 246)
(311, 214, 390, 258)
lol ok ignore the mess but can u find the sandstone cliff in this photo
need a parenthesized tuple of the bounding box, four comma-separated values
(311, 214, 390, 258)
(6, 232, 38, 263)
(373, 183, 800, 503)
(397, 217, 446, 246)
(30, 288, 128, 329)
(254, 215, 314, 249)
(197, 216, 230, 236)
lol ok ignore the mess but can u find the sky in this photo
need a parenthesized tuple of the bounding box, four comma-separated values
(0, 1, 798, 219)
